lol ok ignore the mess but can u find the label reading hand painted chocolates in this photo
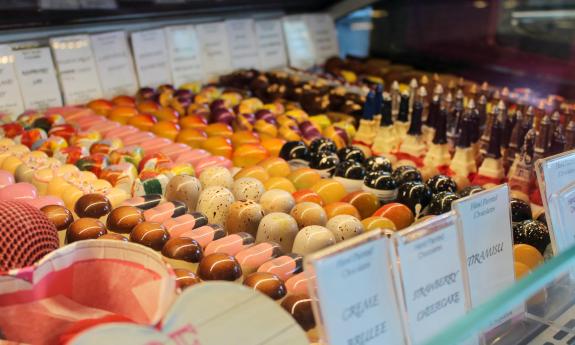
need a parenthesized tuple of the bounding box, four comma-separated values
(308, 234, 405, 345)
(282, 15, 316, 70)
(226, 19, 259, 70)
(196, 22, 232, 80)
(50, 35, 103, 105)
(255, 19, 288, 70)
(91, 31, 138, 98)
(131, 29, 172, 88)
(165, 25, 203, 85)
(394, 214, 469, 345)
(553, 185, 575, 249)
(14, 47, 63, 109)
(453, 185, 516, 325)
(0, 45, 24, 117)
(305, 13, 339, 65)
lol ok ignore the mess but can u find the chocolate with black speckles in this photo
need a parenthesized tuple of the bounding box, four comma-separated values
(226, 200, 265, 236)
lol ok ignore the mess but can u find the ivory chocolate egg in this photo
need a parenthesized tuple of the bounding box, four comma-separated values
(165, 175, 202, 211)
(130, 222, 170, 251)
(197, 253, 242, 281)
(41, 205, 73, 231)
(510, 198, 532, 223)
(281, 294, 316, 331)
(243, 272, 287, 300)
(309, 152, 339, 178)
(231, 177, 265, 202)
(513, 220, 550, 254)
(309, 137, 337, 156)
(396, 182, 432, 215)
(458, 185, 485, 198)
(259, 189, 295, 214)
(362, 171, 397, 203)
(256, 212, 299, 253)
(392, 165, 422, 186)
(292, 225, 336, 255)
(426, 191, 459, 216)
(326, 215, 364, 242)
(199, 166, 233, 189)
(226, 200, 265, 236)
(106, 206, 143, 234)
(290, 202, 327, 228)
(174, 268, 201, 289)
(74, 193, 112, 218)
(196, 186, 235, 228)
(364, 156, 392, 174)
(337, 146, 365, 163)
(67, 218, 107, 243)
(426, 175, 457, 194)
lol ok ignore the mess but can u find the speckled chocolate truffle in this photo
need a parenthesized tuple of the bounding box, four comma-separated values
(67, 218, 107, 243)
(174, 268, 201, 289)
(426, 175, 457, 194)
(74, 193, 112, 218)
(281, 294, 316, 331)
(243, 272, 287, 300)
(226, 200, 265, 236)
(106, 206, 144, 234)
(41, 205, 73, 231)
(513, 220, 550, 254)
(98, 233, 128, 241)
(130, 222, 170, 251)
(162, 237, 203, 263)
(510, 198, 532, 223)
(197, 253, 242, 281)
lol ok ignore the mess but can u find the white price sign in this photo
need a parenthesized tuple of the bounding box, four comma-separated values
(165, 25, 204, 86)
(131, 29, 172, 88)
(14, 47, 63, 109)
(255, 19, 288, 70)
(91, 31, 139, 98)
(196, 22, 232, 79)
(226, 19, 259, 70)
(305, 13, 339, 65)
(0, 45, 24, 118)
(50, 35, 103, 105)
(282, 15, 315, 70)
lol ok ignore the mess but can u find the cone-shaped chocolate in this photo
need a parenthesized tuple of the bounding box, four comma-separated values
(433, 107, 448, 145)
(409, 78, 418, 111)
(398, 91, 409, 123)
(456, 116, 473, 148)
(549, 124, 566, 156)
(566, 119, 575, 150)
(374, 84, 384, 116)
(362, 90, 375, 121)
(426, 84, 443, 128)
(381, 92, 393, 126)
(478, 94, 487, 127)
(466, 99, 481, 144)
(534, 115, 552, 161)
(408, 86, 426, 135)
(507, 109, 524, 164)
(502, 109, 515, 149)
(486, 118, 503, 159)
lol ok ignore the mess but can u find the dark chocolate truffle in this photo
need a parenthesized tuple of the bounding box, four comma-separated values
(510, 198, 532, 223)
(174, 268, 201, 289)
(162, 237, 203, 263)
(243, 272, 287, 300)
(106, 206, 144, 234)
(130, 222, 170, 251)
(426, 175, 457, 194)
(41, 205, 73, 231)
(281, 294, 316, 331)
(67, 218, 107, 243)
(74, 193, 112, 218)
(197, 253, 242, 281)
(513, 220, 550, 254)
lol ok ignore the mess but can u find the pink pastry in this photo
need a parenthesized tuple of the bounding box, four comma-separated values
(75, 115, 108, 130)
(160, 143, 191, 161)
(88, 120, 120, 135)
(104, 125, 138, 140)
(0, 170, 15, 188)
(163, 212, 207, 238)
(0, 182, 38, 201)
(286, 272, 313, 295)
(47, 106, 86, 119)
(139, 137, 172, 155)
(179, 224, 226, 248)
(122, 132, 155, 146)
(175, 149, 211, 166)
(194, 156, 233, 175)
(24, 195, 65, 209)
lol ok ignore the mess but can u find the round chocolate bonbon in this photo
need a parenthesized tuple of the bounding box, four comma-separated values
(41, 205, 73, 231)
(74, 193, 112, 218)
(396, 182, 432, 215)
(337, 146, 365, 163)
(458, 185, 485, 198)
(309, 138, 337, 156)
(364, 156, 392, 174)
(130, 222, 170, 251)
(426, 191, 459, 215)
(243, 272, 287, 300)
(197, 253, 242, 281)
(174, 268, 201, 289)
(67, 218, 107, 243)
(513, 220, 550, 255)
(510, 198, 532, 223)
(106, 206, 144, 234)
(281, 294, 316, 331)
(392, 165, 422, 186)
(162, 237, 203, 263)
(426, 174, 457, 194)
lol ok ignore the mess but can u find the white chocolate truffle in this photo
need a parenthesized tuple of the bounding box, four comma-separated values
(199, 166, 233, 190)
(256, 212, 299, 253)
(326, 215, 364, 242)
(231, 177, 265, 202)
(292, 225, 336, 256)
(259, 189, 296, 214)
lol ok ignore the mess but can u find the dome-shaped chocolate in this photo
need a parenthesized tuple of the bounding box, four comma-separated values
(458, 185, 485, 198)
(392, 166, 422, 186)
(427, 192, 459, 215)
(510, 198, 532, 223)
(397, 182, 432, 214)
(513, 220, 549, 254)
(130, 222, 170, 251)
(309, 138, 337, 156)
(426, 175, 457, 194)
(334, 160, 365, 180)
(162, 237, 203, 263)
(74, 193, 112, 218)
(197, 253, 242, 281)
(337, 146, 365, 163)
(279, 141, 310, 162)
(67, 218, 107, 243)
(41, 205, 73, 231)
(364, 156, 392, 174)
(243, 272, 287, 300)
(106, 206, 144, 234)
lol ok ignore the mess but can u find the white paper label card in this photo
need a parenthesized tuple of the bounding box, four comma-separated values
(255, 19, 288, 70)
(40, 0, 79, 9)
(282, 15, 316, 70)
(226, 19, 259, 70)
(393, 213, 469, 345)
(14, 47, 63, 109)
(131, 29, 172, 88)
(165, 25, 204, 86)
(80, 0, 117, 8)
(453, 185, 516, 314)
(196, 22, 232, 79)
(305, 13, 339, 65)
(0, 45, 24, 118)
(50, 35, 103, 105)
(307, 231, 405, 345)
(90, 31, 139, 98)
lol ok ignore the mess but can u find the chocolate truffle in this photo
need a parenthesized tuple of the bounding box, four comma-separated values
(337, 146, 365, 163)
(396, 182, 432, 215)
(98, 233, 128, 241)
(130, 222, 170, 251)
(426, 175, 457, 194)
(510, 198, 532, 223)
(392, 165, 422, 186)
(162, 237, 203, 269)
(458, 185, 485, 198)
(174, 268, 201, 290)
(243, 272, 287, 300)
(74, 193, 112, 218)
(106, 206, 144, 234)
(41, 205, 73, 231)
(67, 218, 107, 243)
(426, 191, 459, 215)
(513, 220, 550, 254)
(197, 253, 242, 281)
(281, 294, 316, 331)
(364, 156, 392, 174)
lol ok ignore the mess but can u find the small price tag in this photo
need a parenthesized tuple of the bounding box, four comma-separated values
(254, 19, 288, 70)
(196, 22, 232, 80)
(452, 184, 517, 324)
(392, 213, 470, 345)
(0, 45, 24, 118)
(90, 31, 139, 98)
(50, 35, 103, 105)
(131, 29, 172, 88)
(226, 19, 259, 70)
(305, 13, 339, 65)
(165, 25, 204, 86)
(282, 15, 316, 70)
(306, 231, 405, 345)
(537, 150, 575, 253)
(14, 47, 63, 109)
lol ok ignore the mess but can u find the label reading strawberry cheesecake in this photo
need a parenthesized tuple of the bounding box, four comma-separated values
(91, 31, 139, 98)
(14, 47, 63, 109)
(255, 19, 288, 70)
(0, 45, 24, 117)
(131, 29, 172, 88)
(165, 25, 204, 85)
(282, 15, 316, 70)
(50, 35, 103, 105)
(226, 19, 259, 70)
